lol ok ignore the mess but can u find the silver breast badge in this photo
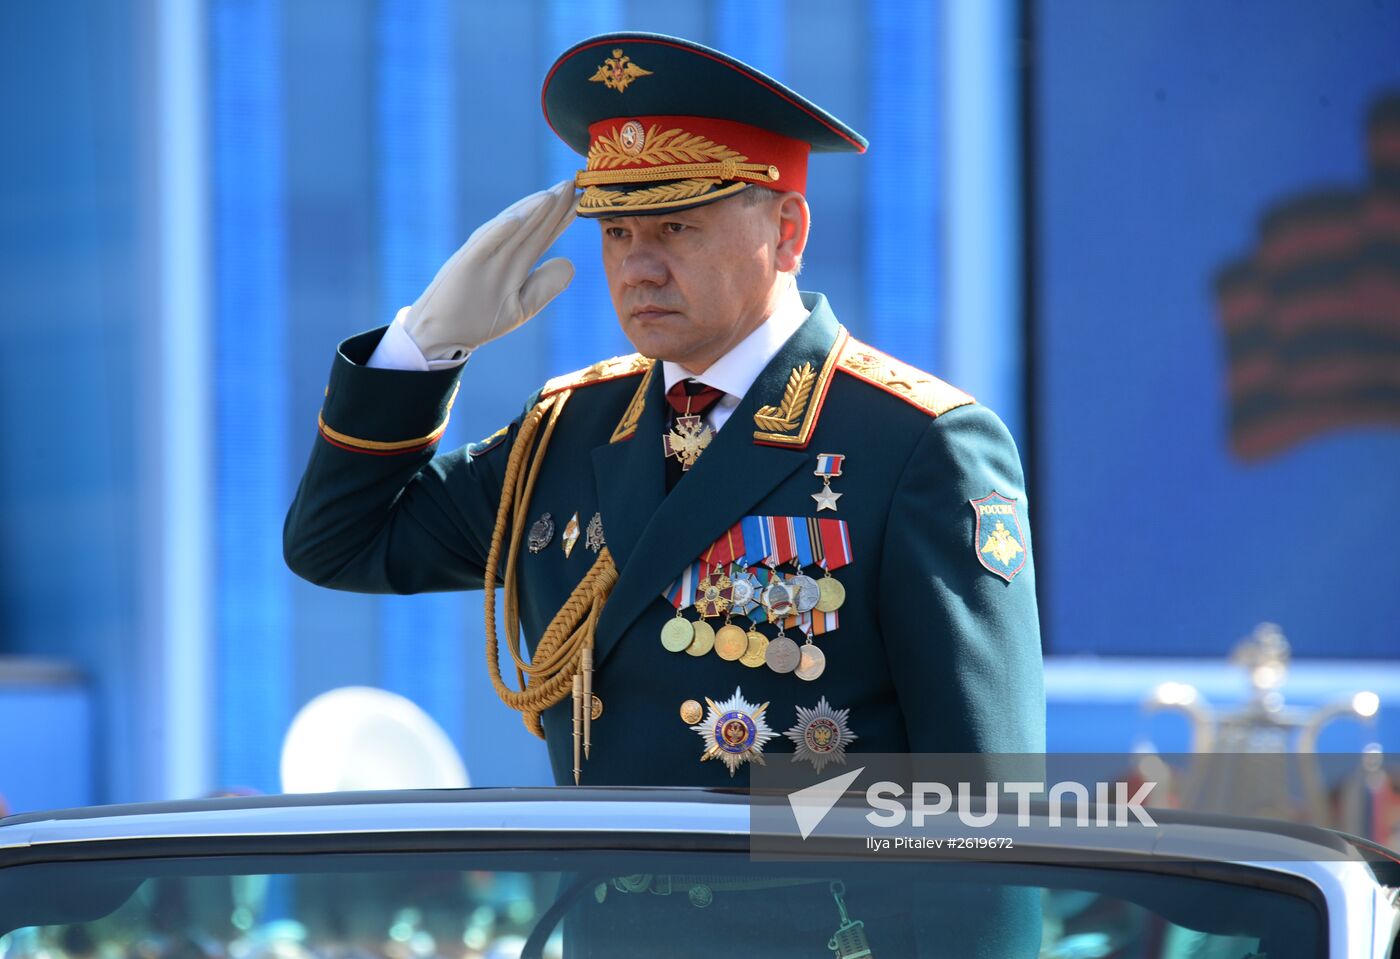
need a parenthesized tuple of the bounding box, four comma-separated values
(527, 512, 555, 553)
(785, 696, 857, 773)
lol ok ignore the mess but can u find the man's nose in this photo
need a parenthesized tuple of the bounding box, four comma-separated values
(619, 241, 668, 287)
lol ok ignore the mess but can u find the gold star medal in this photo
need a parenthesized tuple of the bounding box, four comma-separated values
(691, 687, 775, 776)
(811, 453, 845, 511)
(785, 696, 857, 773)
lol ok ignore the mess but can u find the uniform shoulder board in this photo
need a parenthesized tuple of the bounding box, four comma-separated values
(538, 353, 654, 400)
(836, 337, 975, 418)
(466, 424, 509, 457)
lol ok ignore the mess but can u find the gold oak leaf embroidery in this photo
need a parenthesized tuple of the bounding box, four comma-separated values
(754, 363, 816, 433)
(981, 521, 1024, 567)
(587, 125, 746, 170)
(579, 179, 721, 210)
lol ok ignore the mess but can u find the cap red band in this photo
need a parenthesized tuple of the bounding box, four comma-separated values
(582, 114, 811, 195)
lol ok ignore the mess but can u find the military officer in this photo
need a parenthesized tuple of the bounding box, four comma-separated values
(284, 32, 1045, 791)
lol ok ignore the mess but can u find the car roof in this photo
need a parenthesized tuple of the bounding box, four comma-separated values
(0, 785, 1391, 869)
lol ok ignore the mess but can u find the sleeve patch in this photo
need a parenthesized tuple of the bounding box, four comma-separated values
(970, 491, 1028, 582)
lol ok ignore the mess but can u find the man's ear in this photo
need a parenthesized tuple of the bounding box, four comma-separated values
(774, 193, 810, 274)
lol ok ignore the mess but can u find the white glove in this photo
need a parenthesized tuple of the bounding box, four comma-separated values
(399, 179, 577, 362)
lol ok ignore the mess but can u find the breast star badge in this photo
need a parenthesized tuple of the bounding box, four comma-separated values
(784, 697, 857, 774)
(691, 687, 775, 776)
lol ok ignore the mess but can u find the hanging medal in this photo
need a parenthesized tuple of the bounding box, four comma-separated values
(739, 626, 769, 668)
(690, 687, 775, 776)
(814, 517, 852, 613)
(765, 621, 801, 674)
(693, 567, 725, 654)
(714, 598, 751, 662)
(791, 578, 821, 613)
(661, 609, 695, 652)
(660, 562, 702, 652)
(795, 623, 827, 682)
(728, 564, 761, 619)
(763, 569, 800, 673)
(716, 565, 750, 660)
(663, 391, 713, 471)
(762, 574, 795, 621)
(695, 564, 733, 618)
(811, 453, 845, 511)
(689, 618, 717, 657)
(714, 619, 748, 661)
(785, 696, 857, 773)
(692, 525, 742, 659)
(795, 515, 823, 613)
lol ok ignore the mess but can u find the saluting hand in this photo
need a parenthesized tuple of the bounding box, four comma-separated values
(400, 179, 577, 361)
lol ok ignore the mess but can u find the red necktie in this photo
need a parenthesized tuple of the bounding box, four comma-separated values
(665, 379, 724, 417)
(664, 379, 725, 491)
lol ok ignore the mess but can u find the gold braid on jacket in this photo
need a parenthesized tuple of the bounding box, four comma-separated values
(483, 387, 619, 782)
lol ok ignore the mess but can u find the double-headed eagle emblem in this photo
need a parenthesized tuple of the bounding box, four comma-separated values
(589, 48, 653, 93)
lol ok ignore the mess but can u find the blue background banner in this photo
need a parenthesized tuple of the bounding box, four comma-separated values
(1034, 0, 1400, 657)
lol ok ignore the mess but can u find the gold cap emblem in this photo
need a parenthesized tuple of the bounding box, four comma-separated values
(589, 48, 653, 93)
(619, 119, 645, 155)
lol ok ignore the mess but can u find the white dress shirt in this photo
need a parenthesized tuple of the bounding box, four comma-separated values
(366, 281, 811, 435)
(660, 284, 809, 433)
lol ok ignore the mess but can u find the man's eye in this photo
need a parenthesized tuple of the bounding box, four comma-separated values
(605, 226, 629, 239)
(662, 222, 688, 234)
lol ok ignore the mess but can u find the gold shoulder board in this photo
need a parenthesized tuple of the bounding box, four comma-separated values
(539, 353, 654, 399)
(836, 338, 974, 418)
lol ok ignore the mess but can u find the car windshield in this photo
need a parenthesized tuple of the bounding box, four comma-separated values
(0, 850, 1322, 959)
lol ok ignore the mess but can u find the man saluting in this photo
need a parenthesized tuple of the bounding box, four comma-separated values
(285, 32, 1045, 790)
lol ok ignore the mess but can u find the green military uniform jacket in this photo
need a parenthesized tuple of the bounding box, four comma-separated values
(285, 293, 1045, 786)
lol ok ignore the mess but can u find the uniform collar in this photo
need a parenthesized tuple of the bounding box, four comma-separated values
(660, 279, 810, 401)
